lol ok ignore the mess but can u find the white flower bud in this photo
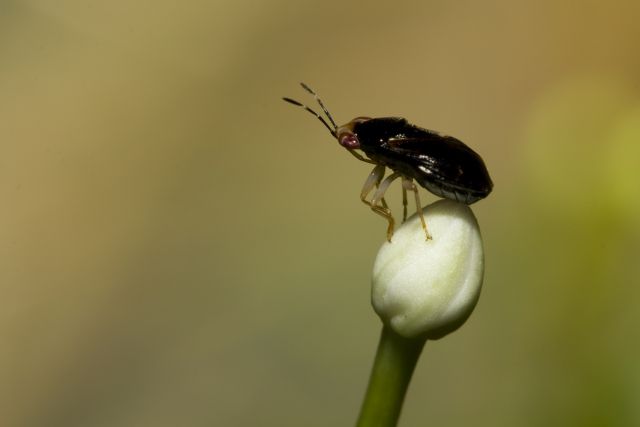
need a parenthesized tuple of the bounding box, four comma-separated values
(371, 199, 484, 339)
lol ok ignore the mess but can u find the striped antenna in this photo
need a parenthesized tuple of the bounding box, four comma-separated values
(282, 83, 337, 137)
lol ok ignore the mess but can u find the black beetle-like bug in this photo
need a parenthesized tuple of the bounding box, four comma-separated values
(283, 83, 493, 242)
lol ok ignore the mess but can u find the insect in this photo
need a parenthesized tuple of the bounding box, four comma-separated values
(283, 83, 493, 242)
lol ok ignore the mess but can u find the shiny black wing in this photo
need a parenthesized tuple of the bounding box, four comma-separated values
(353, 118, 493, 202)
(382, 134, 493, 202)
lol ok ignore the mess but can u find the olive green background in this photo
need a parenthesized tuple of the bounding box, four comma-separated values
(2, 1, 639, 426)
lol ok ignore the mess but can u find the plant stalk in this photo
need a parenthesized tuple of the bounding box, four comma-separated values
(356, 325, 427, 427)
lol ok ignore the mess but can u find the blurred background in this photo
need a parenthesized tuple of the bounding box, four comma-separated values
(1, 1, 639, 426)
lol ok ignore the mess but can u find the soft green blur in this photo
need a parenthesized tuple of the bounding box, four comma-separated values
(1, 1, 639, 426)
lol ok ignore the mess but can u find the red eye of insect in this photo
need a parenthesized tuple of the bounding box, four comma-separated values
(339, 133, 360, 149)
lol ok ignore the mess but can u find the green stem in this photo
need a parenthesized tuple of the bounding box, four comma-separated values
(356, 325, 427, 427)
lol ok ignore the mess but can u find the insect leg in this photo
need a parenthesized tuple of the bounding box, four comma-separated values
(360, 165, 385, 207)
(348, 149, 376, 164)
(402, 187, 408, 222)
(371, 172, 401, 242)
(380, 195, 389, 210)
(402, 177, 432, 240)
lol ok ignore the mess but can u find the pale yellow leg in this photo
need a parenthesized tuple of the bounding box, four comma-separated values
(348, 149, 376, 164)
(359, 165, 390, 209)
(402, 178, 432, 240)
(371, 173, 401, 242)
(360, 165, 385, 207)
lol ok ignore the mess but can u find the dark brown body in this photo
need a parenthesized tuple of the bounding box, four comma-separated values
(351, 117, 493, 204)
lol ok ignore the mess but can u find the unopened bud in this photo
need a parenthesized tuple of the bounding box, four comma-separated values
(371, 199, 485, 339)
